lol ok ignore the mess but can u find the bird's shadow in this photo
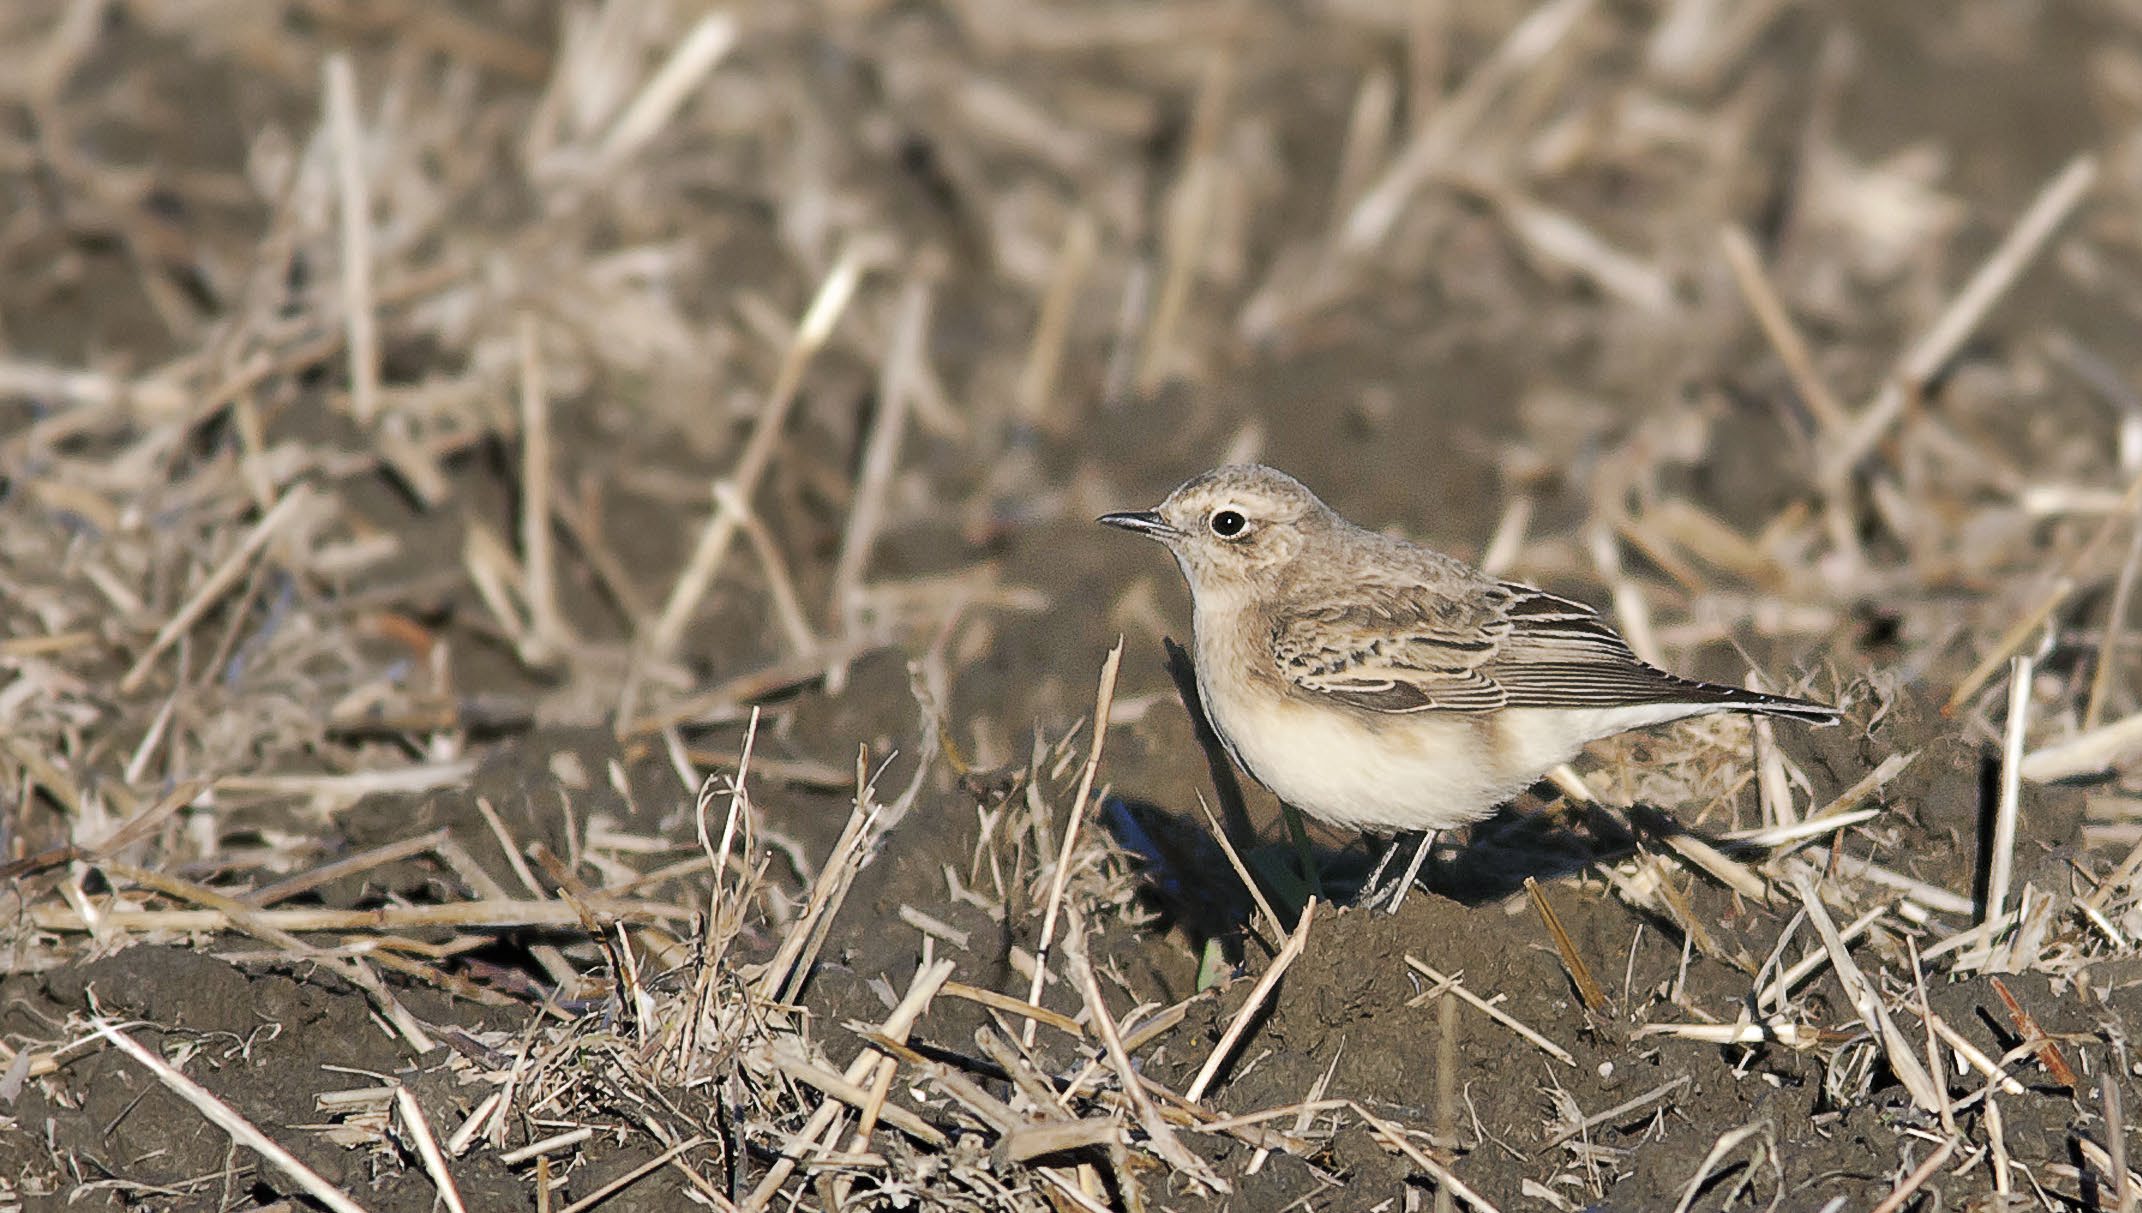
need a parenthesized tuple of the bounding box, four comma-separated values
(1105, 638, 1766, 945)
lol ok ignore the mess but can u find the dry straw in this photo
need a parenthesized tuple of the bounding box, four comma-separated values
(4, 2, 2140, 1209)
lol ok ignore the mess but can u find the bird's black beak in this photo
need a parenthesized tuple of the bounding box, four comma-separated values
(1098, 509, 1180, 540)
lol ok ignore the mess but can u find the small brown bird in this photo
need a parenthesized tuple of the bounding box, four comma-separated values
(1101, 464, 1837, 904)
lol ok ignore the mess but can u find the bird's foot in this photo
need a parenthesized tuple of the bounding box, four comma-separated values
(1380, 831, 1437, 915)
(1358, 831, 1437, 913)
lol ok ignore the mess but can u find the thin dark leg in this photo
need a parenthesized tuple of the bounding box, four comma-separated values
(1381, 830, 1438, 914)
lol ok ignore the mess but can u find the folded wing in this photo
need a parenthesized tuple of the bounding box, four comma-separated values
(1272, 579, 1831, 720)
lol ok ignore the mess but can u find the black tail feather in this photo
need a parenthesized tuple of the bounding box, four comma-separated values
(1711, 684, 1840, 725)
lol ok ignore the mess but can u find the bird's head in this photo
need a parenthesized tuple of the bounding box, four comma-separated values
(1099, 464, 1334, 599)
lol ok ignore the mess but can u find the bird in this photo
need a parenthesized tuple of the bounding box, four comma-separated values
(1099, 463, 1838, 908)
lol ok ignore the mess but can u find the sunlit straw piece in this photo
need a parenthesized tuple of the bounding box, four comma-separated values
(1349, 1100, 1504, 1213)
(1490, 190, 1676, 314)
(1805, 750, 1917, 823)
(1671, 1124, 1770, 1213)
(516, 315, 568, 662)
(1630, 1020, 1820, 1046)
(1198, 797, 1286, 946)
(1904, 1006, 2027, 1097)
(1187, 898, 1316, 1102)
(1137, 49, 1232, 393)
(650, 245, 871, 657)
(1526, 878, 1609, 1012)
(1830, 154, 2098, 481)
(324, 53, 379, 424)
(559, 1137, 710, 1213)
(497, 1127, 595, 1167)
(743, 958, 953, 1209)
(1589, 523, 1661, 666)
(1478, 494, 1533, 577)
(1821, 853, 1974, 917)
(1542, 1074, 1689, 1149)
(1404, 956, 1574, 1064)
(1943, 579, 2071, 716)
(1984, 655, 2031, 922)
(2086, 514, 2142, 729)
(832, 280, 932, 636)
(394, 1086, 467, 1213)
(1754, 904, 1883, 1016)
(1720, 225, 1850, 435)
(1751, 689, 1795, 829)
(1343, 0, 1596, 253)
(2022, 708, 2142, 783)
(1016, 212, 1097, 428)
(591, 14, 738, 172)
(938, 981, 1084, 1038)
(1063, 908, 1229, 1193)
(444, 1090, 505, 1157)
(1867, 1139, 1957, 1213)
(1726, 808, 1879, 850)
(1024, 643, 1123, 1048)
(95, 1022, 372, 1213)
(1791, 872, 1943, 1113)
(32, 895, 690, 934)
(1661, 832, 1767, 901)
(1330, 68, 1396, 228)
(763, 1041, 948, 1148)
(120, 486, 313, 694)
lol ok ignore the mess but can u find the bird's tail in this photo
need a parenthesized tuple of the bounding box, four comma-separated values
(1708, 684, 1840, 725)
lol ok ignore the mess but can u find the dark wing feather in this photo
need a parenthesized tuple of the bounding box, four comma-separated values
(1481, 587, 1736, 708)
(1273, 579, 1813, 716)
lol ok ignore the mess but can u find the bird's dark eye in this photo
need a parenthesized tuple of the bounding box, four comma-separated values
(1209, 509, 1246, 538)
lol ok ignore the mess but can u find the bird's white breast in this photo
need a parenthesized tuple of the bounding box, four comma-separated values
(1191, 614, 1507, 834)
(1203, 688, 1519, 834)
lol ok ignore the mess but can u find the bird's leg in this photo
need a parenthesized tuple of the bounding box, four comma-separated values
(1381, 830, 1438, 915)
(1359, 834, 1407, 900)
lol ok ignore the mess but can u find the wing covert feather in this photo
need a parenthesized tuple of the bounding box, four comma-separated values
(1271, 579, 1737, 714)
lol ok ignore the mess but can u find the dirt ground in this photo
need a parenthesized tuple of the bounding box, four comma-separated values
(6, 2, 2142, 1211)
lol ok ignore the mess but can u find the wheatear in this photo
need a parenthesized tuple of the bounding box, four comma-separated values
(1101, 464, 1837, 906)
